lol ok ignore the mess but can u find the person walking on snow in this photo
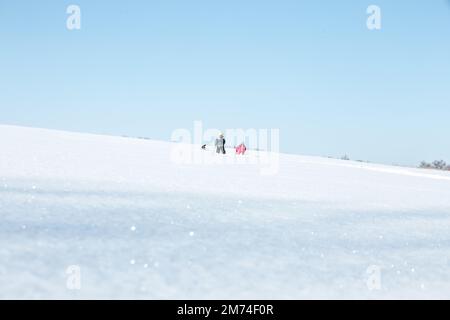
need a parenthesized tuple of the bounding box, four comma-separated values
(235, 143, 247, 155)
(215, 133, 226, 154)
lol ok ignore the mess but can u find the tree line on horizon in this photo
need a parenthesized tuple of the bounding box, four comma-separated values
(419, 160, 450, 171)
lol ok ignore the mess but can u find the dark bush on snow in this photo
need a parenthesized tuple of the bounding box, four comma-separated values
(419, 160, 450, 171)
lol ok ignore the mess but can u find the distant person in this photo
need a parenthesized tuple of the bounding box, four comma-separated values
(215, 133, 226, 154)
(235, 143, 247, 155)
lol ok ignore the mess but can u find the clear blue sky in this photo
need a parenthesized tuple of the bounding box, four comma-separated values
(1, 0, 449, 165)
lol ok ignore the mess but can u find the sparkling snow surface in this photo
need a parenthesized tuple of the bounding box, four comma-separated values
(1, 125, 450, 299)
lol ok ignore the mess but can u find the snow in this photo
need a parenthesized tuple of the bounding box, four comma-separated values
(1, 125, 450, 299)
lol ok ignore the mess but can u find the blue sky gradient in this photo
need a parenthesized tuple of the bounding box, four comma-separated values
(1, 0, 449, 165)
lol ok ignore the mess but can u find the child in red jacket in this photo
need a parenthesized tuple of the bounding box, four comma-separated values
(235, 143, 247, 155)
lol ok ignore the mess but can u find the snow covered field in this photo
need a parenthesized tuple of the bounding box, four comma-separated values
(1, 125, 450, 299)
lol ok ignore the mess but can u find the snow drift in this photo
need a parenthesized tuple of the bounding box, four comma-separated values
(1, 125, 450, 299)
